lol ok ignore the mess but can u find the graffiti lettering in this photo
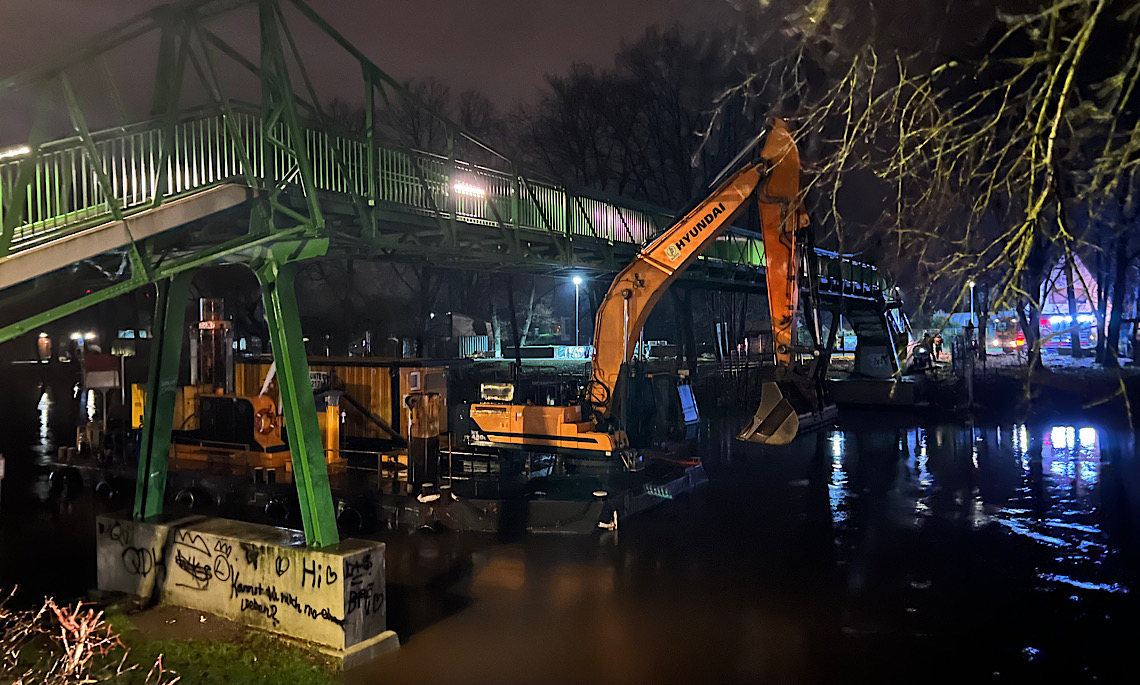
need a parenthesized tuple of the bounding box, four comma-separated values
(275, 556, 290, 577)
(345, 555, 373, 582)
(174, 549, 212, 590)
(213, 540, 233, 558)
(212, 555, 233, 582)
(240, 598, 279, 626)
(347, 583, 385, 617)
(173, 530, 212, 557)
(302, 559, 321, 588)
(278, 591, 302, 613)
(303, 604, 344, 626)
(121, 547, 154, 576)
(229, 572, 279, 603)
(106, 521, 132, 547)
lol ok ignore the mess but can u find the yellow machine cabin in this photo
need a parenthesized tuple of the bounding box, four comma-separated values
(132, 300, 451, 486)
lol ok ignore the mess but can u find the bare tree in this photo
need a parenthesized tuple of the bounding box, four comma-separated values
(720, 0, 1140, 375)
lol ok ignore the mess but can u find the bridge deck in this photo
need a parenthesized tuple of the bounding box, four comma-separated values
(1, 108, 886, 294)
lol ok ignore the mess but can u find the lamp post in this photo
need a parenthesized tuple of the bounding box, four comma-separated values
(967, 280, 975, 324)
(572, 276, 582, 346)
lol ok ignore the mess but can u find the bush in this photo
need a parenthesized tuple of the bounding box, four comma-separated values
(0, 588, 177, 684)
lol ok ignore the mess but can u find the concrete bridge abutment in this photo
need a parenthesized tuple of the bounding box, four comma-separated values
(96, 514, 398, 668)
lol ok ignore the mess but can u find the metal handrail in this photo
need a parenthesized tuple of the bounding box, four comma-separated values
(0, 107, 885, 291)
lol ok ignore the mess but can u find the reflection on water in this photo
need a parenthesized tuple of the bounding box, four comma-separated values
(31, 388, 56, 501)
(4, 374, 1140, 682)
(816, 420, 1132, 599)
(363, 415, 1140, 683)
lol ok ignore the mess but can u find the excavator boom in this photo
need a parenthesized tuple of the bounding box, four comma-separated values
(588, 118, 808, 426)
(467, 118, 815, 458)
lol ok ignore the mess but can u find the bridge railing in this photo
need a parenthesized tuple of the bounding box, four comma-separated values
(0, 110, 250, 255)
(0, 106, 886, 295)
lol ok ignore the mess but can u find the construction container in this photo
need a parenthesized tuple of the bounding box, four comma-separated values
(234, 357, 450, 441)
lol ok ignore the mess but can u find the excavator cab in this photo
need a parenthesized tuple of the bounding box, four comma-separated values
(598, 360, 701, 451)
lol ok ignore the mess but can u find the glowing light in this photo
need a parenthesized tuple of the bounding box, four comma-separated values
(1051, 425, 1076, 450)
(573, 276, 582, 285)
(0, 145, 31, 160)
(38, 391, 51, 445)
(829, 431, 845, 459)
(1047, 314, 1095, 325)
(39, 332, 48, 338)
(84, 331, 96, 340)
(452, 181, 485, 198)
(1078, 426, 1096, 446)
(69, 332, 82, 341)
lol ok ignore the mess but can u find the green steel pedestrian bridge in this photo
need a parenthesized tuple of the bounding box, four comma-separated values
(0, 0, 894, 548)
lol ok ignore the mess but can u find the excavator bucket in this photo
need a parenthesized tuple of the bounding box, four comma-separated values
(736, 381, 799, 446)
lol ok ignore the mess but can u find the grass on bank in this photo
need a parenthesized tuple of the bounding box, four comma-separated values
(1, 591, 338, 684)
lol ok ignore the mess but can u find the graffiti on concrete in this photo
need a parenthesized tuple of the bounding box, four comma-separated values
(174, 549, 213, 591)
(96, 516, 385, 649)
(301, 559, 338, 589)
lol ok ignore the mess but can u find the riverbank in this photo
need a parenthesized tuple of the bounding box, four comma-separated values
(0, 597, 336, 684)
(937, 354, 1140, 425)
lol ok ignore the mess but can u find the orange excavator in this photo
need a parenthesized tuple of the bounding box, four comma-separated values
(467, 118, 829, 463)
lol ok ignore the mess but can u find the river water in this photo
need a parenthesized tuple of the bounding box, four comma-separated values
(1, 367, 1138, 682)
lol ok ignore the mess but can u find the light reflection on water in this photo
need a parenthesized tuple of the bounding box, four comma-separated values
(824, 421, 1129, 596)
(35, 389, 52, 457)
(84, 389, 95, 424)
(828, 432, 847, 523)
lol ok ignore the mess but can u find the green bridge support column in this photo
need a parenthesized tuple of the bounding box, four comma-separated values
(257, 261, 339, 548)
(133, 271, 195, 521)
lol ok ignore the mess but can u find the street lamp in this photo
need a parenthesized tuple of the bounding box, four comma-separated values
(967, 280, 975, 324)
(572, 276, 583, 346)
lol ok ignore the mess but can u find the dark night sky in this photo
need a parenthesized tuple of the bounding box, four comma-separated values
(0, 0, 733, 109)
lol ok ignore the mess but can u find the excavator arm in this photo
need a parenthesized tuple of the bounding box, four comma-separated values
(587, 118, 808, 423)
(466, 119, 811, 457)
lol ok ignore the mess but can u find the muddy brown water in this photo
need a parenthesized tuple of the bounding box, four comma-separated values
(2, 365, 1139, 683)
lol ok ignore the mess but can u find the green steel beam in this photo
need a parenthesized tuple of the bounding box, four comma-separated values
(0, 273, 148, 344)
(259, 0, 324, 234)
(133, 271, 195, 520)
(0, 223, 309, 346)
(59, 74, 126, 224)
(255, 255, 338, 547)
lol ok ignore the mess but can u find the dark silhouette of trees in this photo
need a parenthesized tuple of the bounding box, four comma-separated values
(515, 27, 759, 210)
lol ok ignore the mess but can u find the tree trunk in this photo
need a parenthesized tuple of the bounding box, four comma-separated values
(1017, 236, 1050, 372)
(1063, 246, 1082, 358)
(519, 277, 537, 345)
(1095, 247, 1109, 363)
(505, 275, 523, 373)
(1104, 235, 1128, 368)
(670, 287, 698, 374)
(490, 298, 503, 358)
